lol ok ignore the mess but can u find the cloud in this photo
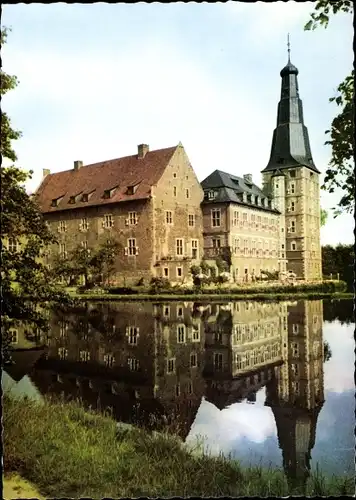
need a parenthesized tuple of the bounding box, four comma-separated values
(322, 322, 354, 393)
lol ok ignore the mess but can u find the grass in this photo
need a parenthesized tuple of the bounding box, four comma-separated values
(72, 291, 353, 302)
(3, 395, 354, 498)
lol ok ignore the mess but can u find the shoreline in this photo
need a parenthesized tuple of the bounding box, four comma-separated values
(71, 291, 353, 302)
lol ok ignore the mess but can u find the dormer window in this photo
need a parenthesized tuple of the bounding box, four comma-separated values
(127, 184, 139, 195)
(242, 192, 247, 203)
(103, 186, 118, 199)
(82, 190, 95, 202)
(51, 195, 64, 207)
(207, 190, 216, 200)
(69, 196, 76, 204)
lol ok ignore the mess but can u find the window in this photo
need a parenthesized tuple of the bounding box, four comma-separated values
(214, 353, 223, 371)
(243, 239, 248, 256)
(8, 238, 18, 252)
(129, 212, 137, 225)
(212, 238, 221, 248)
(208, 190, 216, 200)
(188, 382, 193, 394)
(186, 188, 190, 199)
(128, 358, 140, 371)
(58, 347, 68, 360)
(175, 384, 181, 397)
(291, 241, 296, 251)
(59, 243, 67, 259)
(163, 267, 169, 278)
(191, 239, 198, 259)
(233, 210, 239, 226)
(104, 215, 113, 228)
(176, 239, 184, 256)
(163, 305, 170, 317)
(79, 350, 91, 362)
(104, 353, 115, 367)
(166, 211, 173, 224)
(177, 325, 186, 343)
(292, 324, 299, 334)
(291, 342, 299, 357)
(58, 221, 67, 232)
(167, 358, 176, 373)
(234, 238, 240, 255)
(290, 183, 295, 194)
(127, 326, 139, 345)
(127, 238, 137, 256)
(80, 218, 88, 231)
(251, 240, 256, 256)
(188, 214, 195, 227)
(289, 221, 296, 233)
(192, 324, 200, 342)
(81, 240, 88, 250)
(290, 201, 295, 212)
(190, 353, 197, 367)
(177, 306, 183, 317)
(211, 209, 221, 227)
(9, 330, 18, 344)
(173, 173, 177, 178)
(176, 267, 182, 277)
(173, 186, 177, 197)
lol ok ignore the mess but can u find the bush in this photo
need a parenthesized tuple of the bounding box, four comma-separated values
(136, 277, 145, 286)
(149, 277, 172, 293)
(106, 287, 138, 295)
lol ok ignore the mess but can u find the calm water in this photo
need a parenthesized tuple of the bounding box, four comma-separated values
(4, 298, 354, 488)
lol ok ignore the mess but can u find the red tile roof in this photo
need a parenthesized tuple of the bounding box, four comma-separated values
(35, 145, 177, 213)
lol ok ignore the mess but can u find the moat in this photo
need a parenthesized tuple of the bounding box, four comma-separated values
(3, 298, 354, 488)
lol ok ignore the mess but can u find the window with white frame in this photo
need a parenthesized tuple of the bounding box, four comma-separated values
(176, 267, 183, 278)
(243, 239, 248, 256)
(104, 214, 113, 228)
(81, 240, 88, 250)
(166, 211, 173, 224)
(167, 358, 176, 373)
(233, 210, 239, 226)
(177, 305, 183, 317)
(128, 358, 140, 371)
(129, 212, 138, 225)
(291, 241, 296, 251)
(190, 352, 197, 367)
(59, 243, 67, 259)
(80, 218, 88, 231)
(291, 342, 299, 357)
(104, 353, 115, 367)
(290, 183, 295, 194)
(9, 329, 18, 344)
(208, 190, 216, 200)
(128, 238, 137, 256)
(234, 238, 240, 255)
(191, 239, 198, 259)
(79, 350, 90, 362)
(58, 347, 68, 360)
(212, 238, 221, 248)
(292, 324, 299, 334)
(163, 267, 169, 278)
(192, 324, 200, 342)
(289, 220, 296, 233)
(290, 201, 295, 212)
(211, 209, 221, 227)
(59, 221, 67, 232)
(188, 214, 195, 227)
(251, 240, 256, 256)
(163, 305, 170, 317)
(177, 325, 186, 343)
(214, 352, 223, 371)
(8, 238, 18, 252)
(127, 326, 139, 345)
(176, 239, 184, 256)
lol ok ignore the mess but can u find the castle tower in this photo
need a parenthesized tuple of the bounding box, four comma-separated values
(261, 45, 322, 280)
(265, 300, 325, 494)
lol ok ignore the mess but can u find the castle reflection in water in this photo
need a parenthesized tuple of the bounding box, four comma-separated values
(12, 299, 324, 491)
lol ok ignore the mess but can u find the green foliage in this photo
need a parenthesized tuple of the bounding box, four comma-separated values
(1, 27, 72, 364)
(323, 341, 332, 362)
(200, 260, 210, 275)
(149, 277, 172, 293)
(260, 270, 279, 281)
(3, 395, 354, 497)
(320, 208, 328, 227)
(190, 265, 201, 277)
(305, 2, 354, 216)
(53, 240, 121, 288)
(322, 244, 354, 291)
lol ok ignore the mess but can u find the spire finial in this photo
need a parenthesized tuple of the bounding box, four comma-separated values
(287, 33, 291, 62)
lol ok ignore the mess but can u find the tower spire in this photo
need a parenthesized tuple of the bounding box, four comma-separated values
(261, 53, 320, 174)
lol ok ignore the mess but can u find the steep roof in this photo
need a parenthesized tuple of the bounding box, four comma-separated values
(35, 145, 177, 213)
(201, 170, 279, 214)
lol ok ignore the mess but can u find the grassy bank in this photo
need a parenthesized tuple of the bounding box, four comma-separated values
(72, 291, 353, 302)
(3, 396, 353, 498)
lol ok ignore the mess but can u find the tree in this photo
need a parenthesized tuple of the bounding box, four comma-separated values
(320, 208, 328, 226)
(1, 27, 72, 364)
(323, 341, 332, 362)
(305, 1, 354, 217)
(53, 240, 122, 288)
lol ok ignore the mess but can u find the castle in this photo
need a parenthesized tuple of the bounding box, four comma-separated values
(34, 54, 322, 283)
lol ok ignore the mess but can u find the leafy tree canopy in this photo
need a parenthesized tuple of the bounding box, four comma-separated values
(1, 27, 72, 364)
(305, 1, 354, 217)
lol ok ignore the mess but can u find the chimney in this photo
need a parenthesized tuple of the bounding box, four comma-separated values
(138, 144, 149, 159)
(43, 168, 51, 178)
(243, 174, 253, 184)
(74, 160, 83, 171)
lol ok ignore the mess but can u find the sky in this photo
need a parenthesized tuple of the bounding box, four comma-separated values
(2, 2, 354, 245)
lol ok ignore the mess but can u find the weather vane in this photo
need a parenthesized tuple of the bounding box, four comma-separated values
(287, 33, 291, 62)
